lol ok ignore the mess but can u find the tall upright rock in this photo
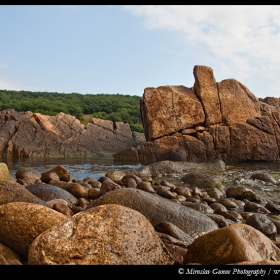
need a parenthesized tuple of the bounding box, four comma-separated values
(193, 65, 222, 126)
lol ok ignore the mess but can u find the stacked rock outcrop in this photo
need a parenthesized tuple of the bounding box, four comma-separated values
(115, 65, 280, 163)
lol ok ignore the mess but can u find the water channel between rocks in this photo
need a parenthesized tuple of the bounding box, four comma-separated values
(2, 156, 280, 202)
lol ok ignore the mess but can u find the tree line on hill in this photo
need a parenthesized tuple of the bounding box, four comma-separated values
(0, 90, 143, 132)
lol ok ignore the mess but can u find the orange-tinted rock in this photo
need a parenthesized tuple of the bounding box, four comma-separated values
(28, 204, 174, 265)
(184, 224, 280, 265)
(0, 202, 68, 259)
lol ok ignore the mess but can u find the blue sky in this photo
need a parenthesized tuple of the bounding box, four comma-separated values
(1, 5, 280, 99)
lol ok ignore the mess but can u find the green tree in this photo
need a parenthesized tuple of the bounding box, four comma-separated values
(0, 89, 143, 132)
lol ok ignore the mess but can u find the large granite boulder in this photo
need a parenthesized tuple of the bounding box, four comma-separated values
(0, 180, 50, 207)
(0, 202, 68, 259)
(28, 204, 174, 265)
(183, 224, 280, 265)
(86, 188, 219, 238)
(123, 159, 225, 178)
(136, 65, 280, 163)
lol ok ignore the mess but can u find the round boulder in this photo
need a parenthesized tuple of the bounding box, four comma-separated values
(86, 188, 219, 238)
(246, 213, 277, 240)
(15, 167, 41, 181)
(0, 163, 12, 181)
(25, 184, 78, 208)
(28, 204, 174, 265)
(0, 180, 49, 207)
(0, 202, 68, 259)
(184, 224, 280, 265)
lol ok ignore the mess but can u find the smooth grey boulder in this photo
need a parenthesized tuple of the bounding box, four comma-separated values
(25, 184, 78, 208)
(0, 180, 49, 207)
(123, 159, 225, 178)
(86, 188, 219, 238)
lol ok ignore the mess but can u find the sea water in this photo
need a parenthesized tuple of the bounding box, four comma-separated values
(1, 156, 142, 181)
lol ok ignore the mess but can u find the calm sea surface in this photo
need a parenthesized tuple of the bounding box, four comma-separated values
(2, 156, 142, 181)
(2, 156, 280, 182)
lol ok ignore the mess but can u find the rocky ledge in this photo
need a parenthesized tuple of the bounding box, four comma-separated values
(0, 109, 145, 157)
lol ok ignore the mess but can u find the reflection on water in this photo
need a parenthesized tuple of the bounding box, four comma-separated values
(2, 157, 280, 182)
(226, 161, 280, 173)
(1, 156, 142, 181)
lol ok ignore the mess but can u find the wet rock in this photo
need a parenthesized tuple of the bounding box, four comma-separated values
(244, 200, 271, 214)
(250, 171, 277, 185)
(70, 184, 89, 199)
(125, 178, 137, 188)
(156, 186, 177, 199)
(15, 167, 41, 182)
(162, 242, 188, 265)
(226, 184, 266, 203)
(46, 198, 69, 208)
(124, 160, 226, 177)
(48, 180, 80, 193)
(246, 213, 277, 240)
(99, 179, 123, 197)
(78, 198, 90, 209)
(172, 186, 192, 198)
(121, 174, 142, 186)
(216, 197, 238, 210)
(47, 165, 71, 182)
(83, 178, 101, 188)
(41, 171, 60, 183)
(87, 188, 101, 200)
(267, 215, 280, 234)
(265, 201, 280, 214)
(136, 181, 156, 193)
(181, 172, 225, 189)
(205, 213, 235, 228)
(105, 170, 126, 185)
(214, 209, 243, 223)
(53, 203, 74, 217)
(209, 202, 228, 212)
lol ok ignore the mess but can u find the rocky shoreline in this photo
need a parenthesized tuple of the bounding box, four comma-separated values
(1, 159, 280, 265)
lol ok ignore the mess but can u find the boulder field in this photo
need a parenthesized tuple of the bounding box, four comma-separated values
(0, 161, 280, 265)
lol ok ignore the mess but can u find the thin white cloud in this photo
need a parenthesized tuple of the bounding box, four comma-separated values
(123, 5, 280, 97)
(0, 78, 25, 91)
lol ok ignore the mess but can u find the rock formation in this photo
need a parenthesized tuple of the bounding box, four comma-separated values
(2, 64, 280, 163)
(135, 65, 280, 163)
(0, 109, 145, 157)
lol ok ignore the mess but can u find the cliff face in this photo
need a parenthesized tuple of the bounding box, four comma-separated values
(138, 65, 280, 163)
(0, 109, 145, 157)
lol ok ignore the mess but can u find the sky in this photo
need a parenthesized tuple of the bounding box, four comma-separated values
(1, 5, 280, 99)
